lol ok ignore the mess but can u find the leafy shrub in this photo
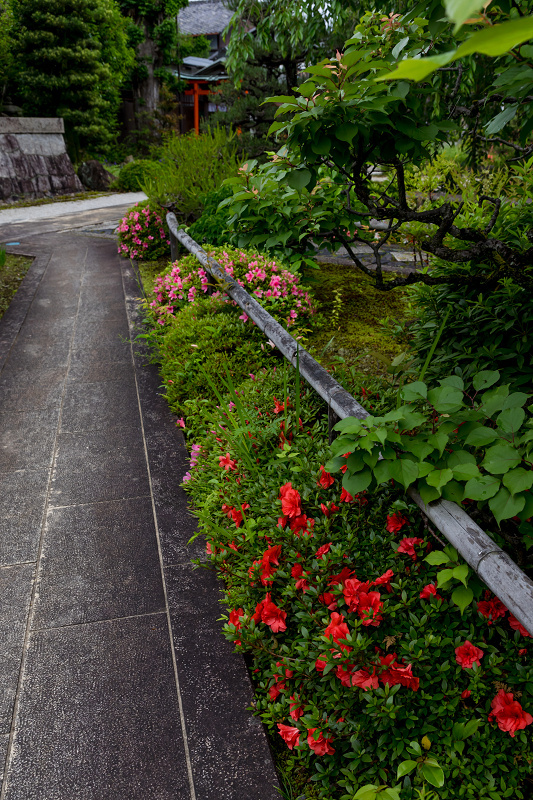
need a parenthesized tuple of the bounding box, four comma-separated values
(142, 127, 242, 223)
(117, 201, 170, 260)
(186, 184, 233, 246)
(140, 296, 282, 425)
(148, 245, 317, 330)
(180, 371, 533, 800)
(330, 370, 533, 570)
(112, 159, 161, 192)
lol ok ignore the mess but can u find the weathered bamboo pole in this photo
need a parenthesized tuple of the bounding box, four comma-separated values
(167, 214, 533, 636)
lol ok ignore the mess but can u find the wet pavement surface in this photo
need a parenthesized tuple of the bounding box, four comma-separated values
(0, 208, 279, 799)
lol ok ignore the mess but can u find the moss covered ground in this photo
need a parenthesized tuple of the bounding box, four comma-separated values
(303, 260, 410, 375)
(0, 253, 33, 321)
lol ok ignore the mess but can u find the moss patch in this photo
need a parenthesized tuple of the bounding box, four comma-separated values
(303, 260, 410, 375)
(134, 256, 170, 298)
(0, 253, 33, 321)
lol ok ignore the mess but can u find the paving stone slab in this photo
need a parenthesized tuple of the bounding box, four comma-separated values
(0, 408, 59, 472)
(166, 563, 280, 800)
(60, 378, 140, 433)
(72, 315, 130, 350)
(0, 469, 49, 565)
(66, 359, 133, 384)
(50, 425, 150, 506)
(3, 615, 192, 800)
(0, 365, 65, 413)
(33, 497, 165, 629)
(0, 564, 35, 730)
(0, 734, 7, 783)
(69, 339, 133, 367)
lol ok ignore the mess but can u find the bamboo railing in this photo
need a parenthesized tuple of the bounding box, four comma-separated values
(167, 213, 533, 636)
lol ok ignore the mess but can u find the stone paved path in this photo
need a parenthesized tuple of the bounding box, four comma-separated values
(0, 217, 279, 799)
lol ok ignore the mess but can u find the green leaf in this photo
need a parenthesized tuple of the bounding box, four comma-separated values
(376, 52, 454, 82)
(286, 169, 312, 191)
(473, 370, 500, 391)
(489, 486, 526, 524)
(418, 480, 442, 505)
(448, 450, 477, 467)
(298, 81, 316, 98)
(334, 417, 363, 434)
(482, 444, 522, 474)
(401, 439, 434, 460)
(437, 568, 456, 588)
(426, 468, 454, 489)
(420, 762, 444, 788)
(311, 137, 331, 155)
(481, 385, 509, 416)
(464, 475, 501, 501)
(397, 760, 417, 779)
(445, 0, 486, 30)
(346, 451, 366, 472)
(343, 469, 372, 494)
(502, 392, 530, 410)
(453, 564, 469, 587)
(440, 375, 464, 390)
(496, 407, 525, 434)
(374, 459, 394, 485)
(463, 718, 481, 738)
(464, 427, 500, 447)
(451, 462, 480, 481)
(502, 468, 533, 495)
(454, 17, 533, 59)
(388, 458, 419, 489)
(427, 385, 464, 413)
(400, 381, 427, 401)
(428, 432, 449, 456)
(335, 122, 359, 143)
(442, 480, 466, 503)
(485, 105, 518, 136)
(354, 786, 379, 800)
(425, 551, 450, 565)
(452, 585, 474, 614)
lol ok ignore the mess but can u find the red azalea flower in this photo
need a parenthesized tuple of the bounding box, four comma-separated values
(340, 452, 351, 474)
(307, 729, 335, 756)
(335, 662, 355, 687)
(371, 569, 394, 593)
(386, 511, 408, 533)
(206, 541, 215, 555)
(230, 503, 250, 528)
(357, 591, 383, 627)
(290, 514, 309, 534)
(277, 723, 300, 749)
(455, 640, 484, 669)
(343, 577, 371, 612)
(315, 654, 327, 673)
(351, 668, 379, 691)
(320, 502, 339, 518)
(229, 608, 244, 628)
(280, 483, 302, 518)
(252, 598, 265, 623)
(289, 695, 304, 721)
(379, 653, 419, 691)
(340, 487, 354, 503)
(490, 689, 533, 737)
(477, 593, 507, 625)
(269, 684, 281, 700)
(397, 537, 425, 561)
(316, 542, 332, 559)
(218, 453, 237, 471)
(318, 592, 337, 610)
(325, 612, 350, 649)
(273, 397, 288, 414)
(277, 515, 289, 528)
(328, 566, 355, 587)
(519, 648, 527, 656)
(420, 583, 442, 600)
(317, 466, 334, 489)
(261, 597, 287, 632)
(461, 689, 472, 699)
(509, 614, 531, 638)
(355, 491, 369, 506)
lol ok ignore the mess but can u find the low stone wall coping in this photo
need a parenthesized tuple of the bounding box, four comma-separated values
(0, 117, 65, 134)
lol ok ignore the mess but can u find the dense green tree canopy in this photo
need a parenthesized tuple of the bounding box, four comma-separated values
(11, 0, 135, 154)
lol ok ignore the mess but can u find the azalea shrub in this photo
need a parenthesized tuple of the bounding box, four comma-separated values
(117, 200, 170, 261)
(148, 245, 317, 330)
(182, 371, 533, 800)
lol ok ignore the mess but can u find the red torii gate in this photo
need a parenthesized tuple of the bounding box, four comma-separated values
(184, 80, 211, 134)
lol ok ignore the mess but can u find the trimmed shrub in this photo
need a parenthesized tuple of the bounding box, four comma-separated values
(117, 201, 170, 260)
(112, 159, 161, 192)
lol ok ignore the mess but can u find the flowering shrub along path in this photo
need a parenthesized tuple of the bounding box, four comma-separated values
(134, 237, 533, 799)
(178, 377, 532, 799)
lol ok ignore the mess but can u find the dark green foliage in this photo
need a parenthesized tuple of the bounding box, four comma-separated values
(12, 0, 134, 155)
(0, 252, 32, 321)
(112, 159, 161, 191)
(186, 185, 234, 246)
(141, 297, 282, 421)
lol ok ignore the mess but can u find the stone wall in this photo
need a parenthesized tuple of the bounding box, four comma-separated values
(0, 117, 83, 202)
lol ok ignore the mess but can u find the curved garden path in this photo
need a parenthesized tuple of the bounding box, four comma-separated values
(0, 202, 279, 800)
